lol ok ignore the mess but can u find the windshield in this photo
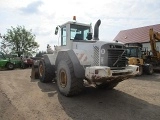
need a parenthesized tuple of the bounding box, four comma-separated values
(70, 24, 90, 40)
(126, 47, 142, 57)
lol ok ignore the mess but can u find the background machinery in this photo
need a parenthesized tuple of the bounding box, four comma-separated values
(126, 46, 153, 75)
(0, 51, 24, 70)
(148, 28, 160, 67)
(32, 18, 139, 97)
(126, 28, 160, 75)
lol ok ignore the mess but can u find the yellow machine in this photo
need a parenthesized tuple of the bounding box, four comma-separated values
(148, 28, 160, 71)
(149, 28, 160, 61)
(126, 28, 160, 75)
(126, 46, 153, 75)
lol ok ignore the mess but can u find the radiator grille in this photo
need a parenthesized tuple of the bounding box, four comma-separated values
(93, 46, 99, 66)
(108, 49, 126, 68)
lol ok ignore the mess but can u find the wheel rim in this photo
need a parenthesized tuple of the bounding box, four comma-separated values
(39, 64, 44, 77)
(9, 64, 13, 69)
(59, 69, 67, 88)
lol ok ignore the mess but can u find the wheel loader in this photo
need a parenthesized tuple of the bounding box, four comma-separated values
(126, 46, 153, 75)
(126, 28, 160, 75)
(31, 18, 139, 97)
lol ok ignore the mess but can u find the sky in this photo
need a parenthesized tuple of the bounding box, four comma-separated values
(0, 0, 160, 52)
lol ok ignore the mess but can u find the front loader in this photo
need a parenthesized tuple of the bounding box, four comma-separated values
(31, 18, 139, 96)
(126, 46, 153, 75)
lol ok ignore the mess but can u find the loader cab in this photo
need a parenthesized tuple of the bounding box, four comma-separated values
(55, 21, 92, 49)
(126, 46, 142, 58)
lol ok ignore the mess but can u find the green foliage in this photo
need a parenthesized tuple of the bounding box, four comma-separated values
(1, 26, 39, 57)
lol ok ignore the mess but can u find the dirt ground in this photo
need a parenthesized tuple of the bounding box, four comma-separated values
(0, 69, 160, 120)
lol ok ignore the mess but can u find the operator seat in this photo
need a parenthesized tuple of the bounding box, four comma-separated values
(74, 34, 83, 40)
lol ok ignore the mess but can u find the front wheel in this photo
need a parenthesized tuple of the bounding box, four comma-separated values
(57, 60, 84, 97)
(144, 64, 153, 75)
(6, 63, 14, 70)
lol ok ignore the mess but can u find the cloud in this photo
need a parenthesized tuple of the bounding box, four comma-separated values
(20, 1, 43, 14)
(1, 0, 160, 52)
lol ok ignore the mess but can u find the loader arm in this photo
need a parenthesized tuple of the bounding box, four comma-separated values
(149, 28, 160, 59)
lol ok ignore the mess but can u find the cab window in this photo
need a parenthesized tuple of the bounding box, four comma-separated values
(70, 24, 90, 40)
(61, 27, 66, 46)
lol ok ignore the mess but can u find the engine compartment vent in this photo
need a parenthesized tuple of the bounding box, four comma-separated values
(108, 49, 127, 69)
(93, 46, 99, 66)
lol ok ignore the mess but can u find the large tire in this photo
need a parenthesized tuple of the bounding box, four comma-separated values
(57, 59, 84, 97)
(6, 63, 14, 70)
(144, 64, 153, 75)
(38, 59, 55, 83)
(97, 82, 119, 90)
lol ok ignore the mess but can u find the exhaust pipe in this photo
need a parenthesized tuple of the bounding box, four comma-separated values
(93, 19, 101, 40)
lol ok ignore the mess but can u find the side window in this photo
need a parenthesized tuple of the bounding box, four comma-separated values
(61, 27, 66, 46)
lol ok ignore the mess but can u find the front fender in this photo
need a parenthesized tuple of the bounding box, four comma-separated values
(56, 50, 85, 79)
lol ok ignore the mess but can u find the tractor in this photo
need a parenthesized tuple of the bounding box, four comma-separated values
(32, 18, 139, 96)
(0, 52, 24, 70)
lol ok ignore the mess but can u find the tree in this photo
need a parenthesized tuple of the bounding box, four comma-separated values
(1, 26, 39, 57)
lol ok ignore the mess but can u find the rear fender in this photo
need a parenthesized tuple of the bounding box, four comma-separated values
(41, 54, 56, 75)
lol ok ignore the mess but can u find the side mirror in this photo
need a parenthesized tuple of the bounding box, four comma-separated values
(55, 26, 59, 35)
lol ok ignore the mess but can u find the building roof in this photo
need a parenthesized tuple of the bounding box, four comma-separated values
(113, 24, 160, 44)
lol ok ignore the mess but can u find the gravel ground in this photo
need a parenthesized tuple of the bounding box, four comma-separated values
(0, 69, 160, 120)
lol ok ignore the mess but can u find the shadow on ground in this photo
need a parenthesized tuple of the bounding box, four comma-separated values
(37, 81, 57, 97)
(134, 73, 160, 82)
(32, 76, 160, 120)
(57, 88, 160, 120)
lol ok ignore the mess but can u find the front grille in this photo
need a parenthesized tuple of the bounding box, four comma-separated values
(93, 46, 99, 66)
(108, 49, 126, 68)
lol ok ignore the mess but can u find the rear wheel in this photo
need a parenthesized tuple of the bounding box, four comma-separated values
(6, 63, 14, 70)
(39, 59, 55, 83)
(57, 59, 84, 97)
(31, 60, 40, 79)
